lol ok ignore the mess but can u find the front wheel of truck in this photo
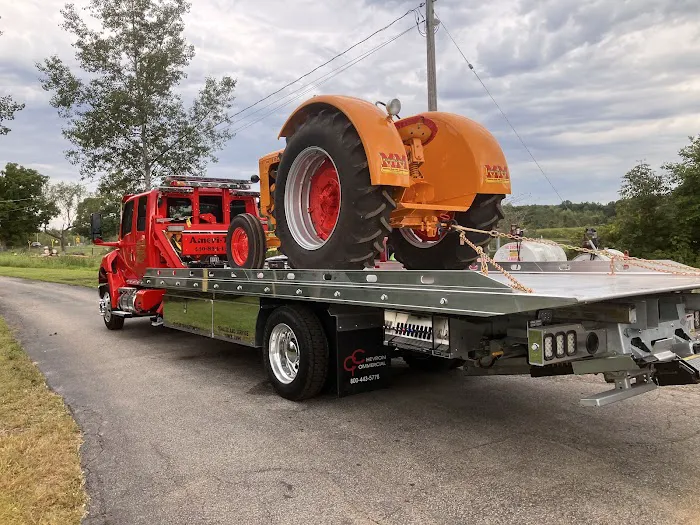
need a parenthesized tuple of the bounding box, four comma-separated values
(101, 291, 124, 330)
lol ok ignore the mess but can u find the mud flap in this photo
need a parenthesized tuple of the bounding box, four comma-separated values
(324, 305, 391, 397)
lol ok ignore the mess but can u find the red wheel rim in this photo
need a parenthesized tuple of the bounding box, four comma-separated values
(231, 227, 249, 266)
(308, 159, 340, 241)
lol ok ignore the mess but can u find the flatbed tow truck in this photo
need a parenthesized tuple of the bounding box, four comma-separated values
(92, 95, 700, 404)
(128, 260, 700, 405)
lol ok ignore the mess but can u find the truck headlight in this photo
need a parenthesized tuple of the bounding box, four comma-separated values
(544, 334, 554, 361)
(555, 332, 566, 358)
(566, 331, 577, 356)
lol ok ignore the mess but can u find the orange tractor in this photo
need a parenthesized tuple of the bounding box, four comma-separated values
(251, 95, 510, 270)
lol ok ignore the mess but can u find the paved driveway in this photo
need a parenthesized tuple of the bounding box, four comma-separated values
(1, 276, 699, 524)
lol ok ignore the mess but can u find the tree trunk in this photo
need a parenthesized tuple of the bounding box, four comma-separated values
(142, 123, 151, 189)
(60, 230, 67, 252)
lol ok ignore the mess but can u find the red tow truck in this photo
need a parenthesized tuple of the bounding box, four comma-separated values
(93, 175, 276, 329)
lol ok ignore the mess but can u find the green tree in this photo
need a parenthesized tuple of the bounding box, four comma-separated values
(73, 195, 120, 239)
(44, 182, 86, 252)
(0, 23, 25, 135)
(37, 0, 236, 194)
(0, 164, 57, 247)
(609, 162, 675, 259)
(663, 135, 700, 265)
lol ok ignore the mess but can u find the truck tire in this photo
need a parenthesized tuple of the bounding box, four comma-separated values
(263, 305, 329, 401)
(389, 194, 504, 270)
(274, 109, 395, 269)
(102, 291, 124, 330)
(403, 352, 464, 372)
(226, 213, 266, 269)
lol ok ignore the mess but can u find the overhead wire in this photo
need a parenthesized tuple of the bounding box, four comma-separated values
(436, 13, 568, 205)
(151, 3, 425, 163)
(228, 25, 416, 136)
(227, 3, 425, 122)
(0, 197, 36, 203)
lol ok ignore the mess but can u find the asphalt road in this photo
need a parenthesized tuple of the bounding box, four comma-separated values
(1, 276, 700, 525)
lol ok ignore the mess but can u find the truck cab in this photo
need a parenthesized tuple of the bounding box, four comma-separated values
(92, 176, 271, 327)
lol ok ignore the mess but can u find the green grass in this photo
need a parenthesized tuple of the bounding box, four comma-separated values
(0, 318, 87, 524)
(0, 267, 96, 288)
(0, 253, 102, 270)
(0, 252, 102, 287)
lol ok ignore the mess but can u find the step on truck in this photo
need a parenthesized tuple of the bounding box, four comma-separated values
(91, 95, 700, 405)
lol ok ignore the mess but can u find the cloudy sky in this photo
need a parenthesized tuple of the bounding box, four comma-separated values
(1, 0, 699, 204)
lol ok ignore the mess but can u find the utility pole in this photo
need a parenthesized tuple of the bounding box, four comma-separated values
(426, 0, 438, 111)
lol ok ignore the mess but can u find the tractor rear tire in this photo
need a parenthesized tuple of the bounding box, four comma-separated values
(226, 213, 266, 269)
(274, 109, 395, 269)
(389, 194, 504, 270)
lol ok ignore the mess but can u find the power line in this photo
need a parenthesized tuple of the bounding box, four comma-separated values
(228, 3, 425, 122)
(437, 15, 568, 205)
(228, 25, 415, 136)
(151, 3, 425, 167)
(0, 197, 35, 203)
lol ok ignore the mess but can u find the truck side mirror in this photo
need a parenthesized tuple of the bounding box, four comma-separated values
(90, 212, 103, 241)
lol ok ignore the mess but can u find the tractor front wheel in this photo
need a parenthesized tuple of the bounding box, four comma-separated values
(389, 194, 505, 270)
(226, 213, 266, 269)
(274, 109, 395, 269)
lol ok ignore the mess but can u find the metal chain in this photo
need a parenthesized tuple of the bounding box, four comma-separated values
(450, 224, 700, 277)
(457, 231, 534, 293)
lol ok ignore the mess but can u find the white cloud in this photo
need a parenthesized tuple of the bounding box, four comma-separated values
(0, 0, 699, 204)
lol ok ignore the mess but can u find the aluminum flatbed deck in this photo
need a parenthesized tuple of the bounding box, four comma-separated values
(142, 261, 700, 317)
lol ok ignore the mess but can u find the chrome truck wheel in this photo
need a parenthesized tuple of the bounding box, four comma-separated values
(262, 305, 329, 400)
(268, 323, 300, 384)
(101, 291, 124, 330)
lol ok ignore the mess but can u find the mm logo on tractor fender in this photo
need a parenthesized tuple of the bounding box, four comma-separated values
(379, 152, 410, 176)
(484, 164, 510, 182)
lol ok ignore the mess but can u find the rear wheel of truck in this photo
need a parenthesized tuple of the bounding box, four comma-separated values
(226, 213, 266, 269)
(273, 109, 395, 269)
(389, 194, 505, 270)
(101, 291, 124, 330)
(263, 305, 329, 401)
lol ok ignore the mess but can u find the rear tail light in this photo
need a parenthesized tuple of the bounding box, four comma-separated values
(543, 334, 554, 361)
(555, 332, 566, 358)
(566, 331, 577, 356)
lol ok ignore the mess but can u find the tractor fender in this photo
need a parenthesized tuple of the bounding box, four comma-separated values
(415, 111, 511, 207)
(278, 95, 411, 188)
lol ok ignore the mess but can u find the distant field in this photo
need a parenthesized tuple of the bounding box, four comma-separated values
(0, 267, 96, 288)
(0, 252, 103, 287)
